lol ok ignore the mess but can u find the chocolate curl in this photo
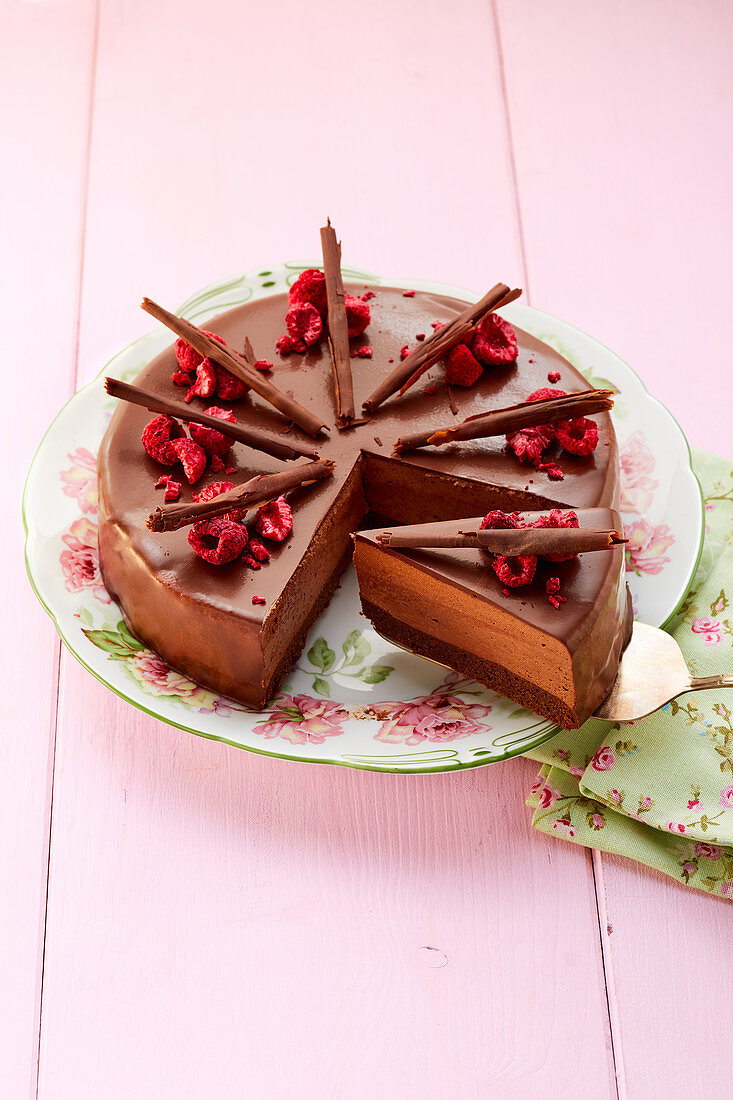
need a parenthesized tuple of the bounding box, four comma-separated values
(393, 389, 614, 454)
(320, 219, 355, 428)
(141, 298, 327, 439)
(362, 283, 522, 414)
(104, 377, 320, 462)
(376, 526, 625, 555)
(147, 458, 335, 532)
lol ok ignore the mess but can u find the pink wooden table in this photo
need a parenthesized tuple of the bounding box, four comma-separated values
(5, 1, 733, 1095)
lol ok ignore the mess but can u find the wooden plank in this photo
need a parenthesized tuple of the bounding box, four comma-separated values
(497, 1, 733, 1094)
(0, 0, 98, 1095)
(38, 0, 617, 1094)
(495, 0, 733, 454)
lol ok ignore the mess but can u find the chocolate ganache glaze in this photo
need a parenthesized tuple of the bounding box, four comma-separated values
(97, 284, 629, 711)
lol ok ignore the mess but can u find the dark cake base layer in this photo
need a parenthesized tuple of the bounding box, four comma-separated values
(362, 599, 582, 729)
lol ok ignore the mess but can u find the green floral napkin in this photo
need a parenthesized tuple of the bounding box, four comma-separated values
(524, 449, 733, 899)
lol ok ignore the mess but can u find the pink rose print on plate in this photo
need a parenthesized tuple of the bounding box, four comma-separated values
(666, 821, 687, 833)
(719, 785, 733, 810)
(619, 431, 658, 515)
(591, 746, 615, 771)
(60, 447, 98, 514)
(695, 843, 723, 860)
(375, 691, 492, 746)
(691, 617, 722, 646)
(538, 782, 561, 809)
(255, 694, 347, 746)
(624, 517, 675, 576)
(552, 817, 575, 838)
(127, 649, 217, 709)
(59, 517, 110, 604)
(721, 882, 733, 899)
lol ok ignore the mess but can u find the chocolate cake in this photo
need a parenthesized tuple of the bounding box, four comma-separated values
(97, 269, 631, 722)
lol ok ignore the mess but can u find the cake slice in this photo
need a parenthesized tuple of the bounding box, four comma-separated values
(353, 509, 632, 729)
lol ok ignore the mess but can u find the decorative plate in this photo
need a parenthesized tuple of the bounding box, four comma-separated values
(23, 264, 704, 772)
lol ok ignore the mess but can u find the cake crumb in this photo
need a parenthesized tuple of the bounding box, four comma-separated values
(373, 436, 383, 447)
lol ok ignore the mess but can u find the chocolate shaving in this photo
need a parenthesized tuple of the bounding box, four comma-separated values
(393, 389, 614, 454)
(376, 524, 625, 555)
(362, 282, 522, 413)
(447, 384, 458, 417)
(320, 220, 355, 428)
(141, 298, 327, 439)
(147, 458, 335, 532)
(104, 377, 320, 462)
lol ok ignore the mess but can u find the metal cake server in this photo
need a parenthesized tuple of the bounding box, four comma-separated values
(593, 621, 733, 722)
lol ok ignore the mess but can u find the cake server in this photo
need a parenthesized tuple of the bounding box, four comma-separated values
(592, 621, 733, 722)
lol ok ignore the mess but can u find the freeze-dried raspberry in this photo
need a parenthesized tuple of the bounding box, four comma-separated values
(184, 358, 217, 404)
(344, 294, 370, 338)
(243, 556, 261, 570)
(214, 365, 249, 401)
(506, 426, 549, 465)
(154, 474, 182, 502)
(226, 466, 237, 475)
(423, 383, 437, 395)
(171, 369, 194, 388)
(141, 414, 183, 466)
(189, 406, 236, 456)
(170, 437, 207, 484)
(546, 577, 567, 609)
(532, 509, 579, 562)
(210, 455, 225, 472)
(445, 344, 483, 387)
(174, 330, 225, 375)
(556, 416, 599, 455)
(255, 495, 293, 541)
(415, 333, 425, 341)
(194, 480, 234, 500)
(402, 289, 415, 297)
(254, 359, 273, 371)
(491, 554, 537, 588)
(547, 371, 561, 383)
(192, 478, 244, 521)
(431, 320, 445, 330)
(539, 460, 564, 480)
(252, 596, 266, 605)
(248, 537, 271, 563)
(471, 313, 518, 366)
(188, 516, 248, 565)
(286, 301, 323, 347)
(276, 332, 306, 356)
(400, 345, 410, 360)
(362, 290, 376, 301)
(351, 346, 372, 358)
(288, 269, 328, 317)
(480, 510, 521, 530)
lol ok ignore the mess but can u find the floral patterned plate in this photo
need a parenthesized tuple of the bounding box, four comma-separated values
(23, 264, 704, 772)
